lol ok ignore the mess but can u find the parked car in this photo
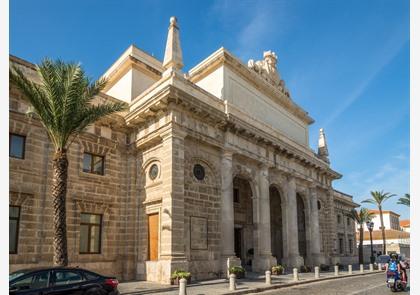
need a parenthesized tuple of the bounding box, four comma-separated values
(9, 267, 119, 295)
(376, 255, 390, 270)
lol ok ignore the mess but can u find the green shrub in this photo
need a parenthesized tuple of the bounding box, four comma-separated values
(271, 265, 284, 274)
(171, 269, 191, 279)
(320, 264, 330, 271)
(229, 266, 245, 275)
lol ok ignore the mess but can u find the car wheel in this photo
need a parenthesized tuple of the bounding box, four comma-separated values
(84, 288, 107, 295)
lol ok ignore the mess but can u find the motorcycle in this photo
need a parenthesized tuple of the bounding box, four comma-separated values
(386, 270, 407, 292)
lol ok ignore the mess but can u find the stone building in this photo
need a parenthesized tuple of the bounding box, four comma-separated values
(9, 17, 358, 283)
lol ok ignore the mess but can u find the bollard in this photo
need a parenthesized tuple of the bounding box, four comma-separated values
(378, 263, 382, 271)
(348, 265, 352, 275)
(360, 264, 364, 273)
(293, 268, 299, 281)
(369, 264, 374, 272)
(229, 274, 236, 291)
(334, 265, 339, 276)
(179, 278, 187, 295)
(314, 266, 320, 279)
(265, 270, 271, 285)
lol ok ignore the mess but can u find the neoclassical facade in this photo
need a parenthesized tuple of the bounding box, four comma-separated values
(9, 17, 358, 283)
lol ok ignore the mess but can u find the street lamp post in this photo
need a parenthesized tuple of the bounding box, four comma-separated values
(366, 221, 375, 264)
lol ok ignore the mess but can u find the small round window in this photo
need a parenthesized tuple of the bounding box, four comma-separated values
(193, 164, 205, 180)
(149, 164, 159, 180)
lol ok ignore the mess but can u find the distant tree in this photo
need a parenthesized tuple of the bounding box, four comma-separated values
(362, 191, 395, 254)
(397, 193, 410, 207)
(350, 208, 376, 264)
(10, 59, 126, 266)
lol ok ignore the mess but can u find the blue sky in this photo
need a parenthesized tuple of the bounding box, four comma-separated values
(10, 0, 410, 218)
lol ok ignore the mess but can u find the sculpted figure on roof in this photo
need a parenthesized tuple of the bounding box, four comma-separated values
(248, 51, 290, 97)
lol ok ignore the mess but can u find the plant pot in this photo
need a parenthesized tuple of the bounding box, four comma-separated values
(170, 277, 192, 285)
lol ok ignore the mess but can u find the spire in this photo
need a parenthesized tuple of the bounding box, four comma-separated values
(318, 128, 330, 163)
(162, 16, 183, 74)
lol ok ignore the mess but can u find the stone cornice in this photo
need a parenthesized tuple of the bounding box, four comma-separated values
(187, 47, 314, 125)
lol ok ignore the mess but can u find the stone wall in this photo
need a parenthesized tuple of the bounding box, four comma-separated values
(9, 86, 130, 279)
(183, 138, 222, 280)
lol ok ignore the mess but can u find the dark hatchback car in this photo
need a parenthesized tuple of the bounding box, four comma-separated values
(9, 267, 119, 295)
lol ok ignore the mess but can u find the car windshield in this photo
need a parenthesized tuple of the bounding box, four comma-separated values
(9, 270, 28, 282)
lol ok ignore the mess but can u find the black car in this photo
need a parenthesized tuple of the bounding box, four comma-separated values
(9, 267, 119, 295)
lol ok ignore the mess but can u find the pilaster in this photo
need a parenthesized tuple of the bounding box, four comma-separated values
(309, 184, 323, 265)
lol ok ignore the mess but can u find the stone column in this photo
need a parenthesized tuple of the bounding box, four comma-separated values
(309, 185, 322, 265)
(285, 177, 304, 267)
(220, 151, 241, 272)
(254, 165, 277, 271)
(160, 128, 188, 282)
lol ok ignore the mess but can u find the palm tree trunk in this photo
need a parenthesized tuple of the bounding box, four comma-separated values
(52, 150, 69, 266)
(379, 206, 386, 254)
(358, 225, 364, 264)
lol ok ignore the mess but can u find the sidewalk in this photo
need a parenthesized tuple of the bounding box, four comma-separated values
(119, 268, 383, 295)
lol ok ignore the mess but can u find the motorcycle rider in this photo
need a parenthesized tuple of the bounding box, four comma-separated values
(385, 254, 403, 282)
(398, 255, 408, 283)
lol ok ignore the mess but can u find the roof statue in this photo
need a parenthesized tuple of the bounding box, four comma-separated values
(318, 128, 330, 163)
(247, 51, 290, 97)
(163, 16, 183, 75)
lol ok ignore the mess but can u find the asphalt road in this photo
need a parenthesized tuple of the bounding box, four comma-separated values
(253, 271, 410, 295)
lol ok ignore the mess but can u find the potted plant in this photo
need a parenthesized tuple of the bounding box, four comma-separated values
(170, 269, 192, 285)
(229, 266, 245, 279)
(271, 265, 285, 275)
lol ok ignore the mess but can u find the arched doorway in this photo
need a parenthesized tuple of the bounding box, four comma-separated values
(270, 186, 283, 264)
(233, 177, 254, 270)
(297, 193, 307, 261)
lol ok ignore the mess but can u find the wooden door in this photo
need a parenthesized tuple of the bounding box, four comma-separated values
(148, 214, 159, 261)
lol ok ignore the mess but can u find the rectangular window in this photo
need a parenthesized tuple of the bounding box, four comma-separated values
(82, 153, 104, 175)
(339, 238, 344, 254)
(349, 239, 353, 254)
(347, 217, 350, 226)
(9, 133, 26, 159)
(233, 188, 239, 203)
(337, 214, 341, 224)
(79, 213, 102, 254)
(9, 206, 20, 254)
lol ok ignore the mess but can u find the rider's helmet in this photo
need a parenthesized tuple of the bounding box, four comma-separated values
(391, 253, 398, 260)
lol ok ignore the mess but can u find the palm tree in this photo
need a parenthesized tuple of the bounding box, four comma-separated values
(350, 208, 375, 264)
(362, 190, 395, 254)
(10, 59, 126, 266)
(397, 193, 410, 207)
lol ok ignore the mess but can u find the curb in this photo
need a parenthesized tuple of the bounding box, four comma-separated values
(220, 270, 384, 295)
(119, 271, 384, 295)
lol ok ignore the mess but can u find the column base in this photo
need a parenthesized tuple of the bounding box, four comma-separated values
(283, 255, 304, 268)
(253, 255, 278, 272)
(307, 253, 325, 266)
(221, 256, 242, 278)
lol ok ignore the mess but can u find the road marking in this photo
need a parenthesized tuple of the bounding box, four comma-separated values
(347, 282, 385, 295)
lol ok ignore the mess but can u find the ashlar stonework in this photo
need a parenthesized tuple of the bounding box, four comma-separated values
(9, 17, 358, 283)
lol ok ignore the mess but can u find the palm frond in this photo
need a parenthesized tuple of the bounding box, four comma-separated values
(10, 59, 127, 151)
